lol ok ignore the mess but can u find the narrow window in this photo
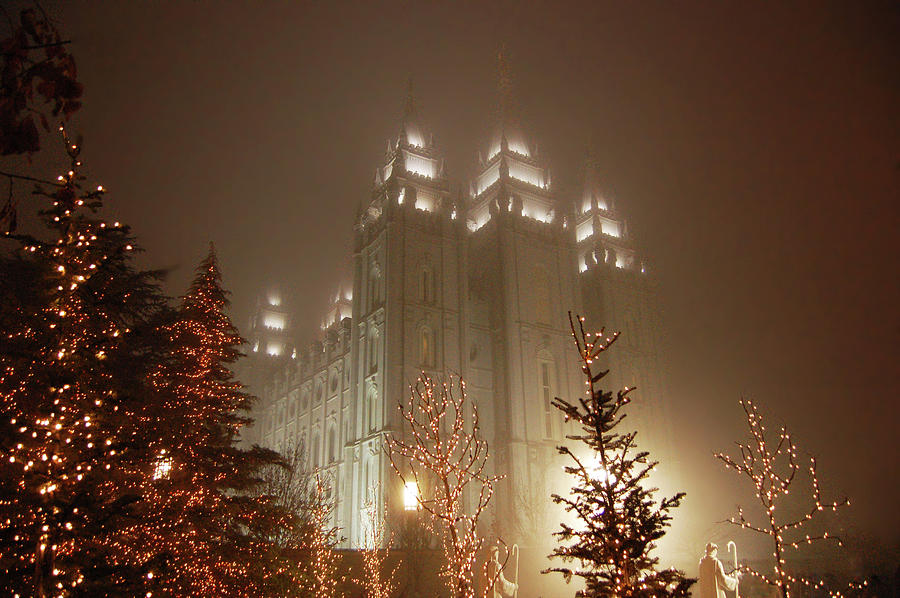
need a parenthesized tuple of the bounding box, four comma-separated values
(541, 361, 554, 439)
(311, 432, 320, 466)
(369, 329, 378, 373)
(421, 327, 434, 367)
(328, 426, 336, 463)
(367, 387, 377, 433)
(421, 267, 434, 303)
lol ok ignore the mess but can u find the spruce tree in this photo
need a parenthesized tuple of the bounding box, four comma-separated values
(138, 245, 288, 596)
(545, 313, 693, 598)
(0, 132, 168, 596)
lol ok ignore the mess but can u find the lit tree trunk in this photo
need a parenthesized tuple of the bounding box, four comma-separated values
(717, 400, 850, 598)
(386, 374, 503, 598)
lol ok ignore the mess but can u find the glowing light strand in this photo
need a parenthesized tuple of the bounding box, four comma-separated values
(715, 400, 860, 598)
(544, 312, 693, 597)
(385, 374, 503, 598)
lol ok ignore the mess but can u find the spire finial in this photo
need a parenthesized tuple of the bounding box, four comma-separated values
(497, 46, 513, 122)
(404, 75, 416, 117)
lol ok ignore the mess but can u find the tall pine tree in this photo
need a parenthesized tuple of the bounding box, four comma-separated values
(137, 245, 289, 596)
(0, 130, 168, 596)
(545, 313, 693, 598)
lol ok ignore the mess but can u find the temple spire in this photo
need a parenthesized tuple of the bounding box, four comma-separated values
(404, 75, 416, 118)
(487, 47, 529, 158)
(398, 75, 429, 149)
(497, 47, 516, 127)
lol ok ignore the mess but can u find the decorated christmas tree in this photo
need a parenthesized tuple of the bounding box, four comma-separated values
(0, 130, 168, 595)
(545, 313, 693, 598)
(137, 245, 289, 596)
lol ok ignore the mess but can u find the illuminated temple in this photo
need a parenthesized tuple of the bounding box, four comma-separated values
(244, 66, 671, 554)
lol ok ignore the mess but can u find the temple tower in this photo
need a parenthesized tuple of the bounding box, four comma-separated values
(344, 83, 464, 545)
(464, 53, 584, 546)
(577, 155, 673, 466)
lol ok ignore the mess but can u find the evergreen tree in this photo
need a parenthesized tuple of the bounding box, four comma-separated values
(136, 245, 288, 596)
(545, 313, 693, 598)
(0, 131, 168, 596)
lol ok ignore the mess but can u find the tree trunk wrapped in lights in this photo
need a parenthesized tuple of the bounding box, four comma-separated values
(544, 313, 693, 598)
(254, 441, 338, 595)
(716, 400, 859, 598)
(292, 473, 343, 598)
(386, 374, 503, 598)
(360, 485, 401, 598)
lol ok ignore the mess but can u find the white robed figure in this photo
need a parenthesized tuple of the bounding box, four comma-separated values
(699, 542, 739, 598)
(487, 545, 518, 598)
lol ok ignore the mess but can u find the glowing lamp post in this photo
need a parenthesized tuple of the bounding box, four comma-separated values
(403, 480, 420, 511)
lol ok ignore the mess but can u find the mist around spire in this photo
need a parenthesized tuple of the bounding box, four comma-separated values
(489, 47, 530, 159)
(399, 75, 429, 149)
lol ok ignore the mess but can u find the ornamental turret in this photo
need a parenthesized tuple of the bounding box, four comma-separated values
(574, 154, 641, 273)
(467, 51, 555, 232)
(364, 80, 450, 228)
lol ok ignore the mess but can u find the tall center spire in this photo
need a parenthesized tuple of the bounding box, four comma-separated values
(497, 48, 515, 126)
(399, 76, 428, 149)
(489, 48, 529, 159)
(404, 76, 417, 119)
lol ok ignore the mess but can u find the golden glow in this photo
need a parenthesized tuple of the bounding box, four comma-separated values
(404, 152, 435, 178)
(576, 219, 593, 242)
(262, 313, 285, 330)
(600, 219, 620, 238)
(403, 481, 419, 511)
(151, 453, 173, 480)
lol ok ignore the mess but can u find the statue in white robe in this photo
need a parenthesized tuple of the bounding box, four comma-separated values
(699, 543, 739, 598)
(486, 545, 517, 598)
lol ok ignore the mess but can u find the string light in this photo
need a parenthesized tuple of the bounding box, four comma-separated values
(360, 485, 401, 598)
(545, 313, 691, 597)
(385, 374, 502, 598)
(1, 122, 292, 594)
(716, 399, 853, 598)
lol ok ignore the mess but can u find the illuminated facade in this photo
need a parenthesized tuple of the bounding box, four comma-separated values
(246, 75, 670, 551)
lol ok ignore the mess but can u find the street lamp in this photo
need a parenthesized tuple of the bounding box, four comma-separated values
(404, 480, 420, 511)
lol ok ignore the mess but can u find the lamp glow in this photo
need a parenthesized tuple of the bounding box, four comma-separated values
(403, 481, 419, 511)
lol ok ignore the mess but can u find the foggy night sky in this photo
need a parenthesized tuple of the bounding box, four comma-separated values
(11, 1, 899, 563)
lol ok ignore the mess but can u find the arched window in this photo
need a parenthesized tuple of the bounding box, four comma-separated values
(327, 425, 336, 463)
(367, 386, 378, 433)
(368, 257, 382, 312)
(420, 266, 434, 304)
(420, 326, 434, 367)
(368, 327, 379, 373)
(538, 356, 556, 439)
(311, 430, 321, 467)
(343, 411, 350, 445)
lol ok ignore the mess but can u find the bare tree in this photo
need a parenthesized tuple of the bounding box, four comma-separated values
(255, 442, 342, 597)
(385, 374, 503, 598)
(304, 473, 343, 598)
(360, 485, 401, 598)
(716, 399, 850, 598)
